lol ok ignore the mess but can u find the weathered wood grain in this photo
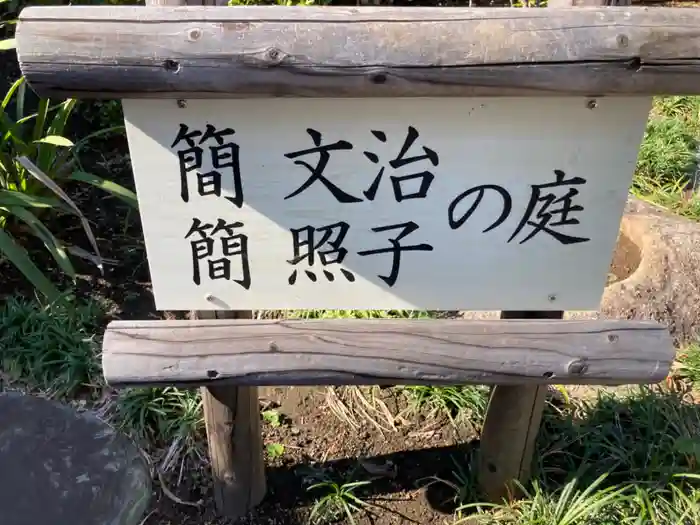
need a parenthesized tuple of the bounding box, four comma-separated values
(101, 318, 674, 387)
(478, 309, 564, 503)
(201, 382, 265, 517)
(15, 6, 700, 98)
(194, 311, 266, 519)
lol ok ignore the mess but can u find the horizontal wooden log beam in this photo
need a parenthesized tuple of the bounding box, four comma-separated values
(101, 319, 675, 387)
(14, 6, 700, 98)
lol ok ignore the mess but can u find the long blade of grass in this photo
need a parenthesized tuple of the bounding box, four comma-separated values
(4, 206, 76, 278)
(17, 156, 104, 273)
(0, 189, 62, 208)
(69, 171, 139, 209)
(32, 98, 49, 142)
(560, 482, 628, 525)
(38, 99, 77, 172)
(0, 107, 27, 149)
(0, 38, 15, 51)
(1, 77, 23, 111)
(34, 135, 74, 147)
(47, 99, 76, 137)
(14, 77, 25, 122)
(14, 101, 68, 127)
(75, 125, 126, 146)
(0, 227, 60, 302)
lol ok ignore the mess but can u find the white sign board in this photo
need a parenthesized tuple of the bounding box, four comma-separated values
(123, 97, 651, 311)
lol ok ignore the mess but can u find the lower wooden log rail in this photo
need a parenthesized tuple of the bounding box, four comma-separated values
(102, 318, 673, 387)
(102, 316, 675, 512)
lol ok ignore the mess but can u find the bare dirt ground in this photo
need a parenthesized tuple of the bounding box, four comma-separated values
(149, 386, 483, 525)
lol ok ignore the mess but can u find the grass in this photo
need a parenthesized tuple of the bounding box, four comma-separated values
(306, 468, 375, 525)
(0, 294, 105, 398)
(270, 308, 434, 320)
(676, 343, 700, 390)
(632, 95, 700, 220)
(456, 473, 629, 525)
(436, 385, 700, 524)
(113, 386, 204, 451)
(402, 384, 489, 425)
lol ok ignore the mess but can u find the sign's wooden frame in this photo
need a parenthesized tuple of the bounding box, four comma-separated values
(15, 4, 700, 99)
(14, 0, 689, 518)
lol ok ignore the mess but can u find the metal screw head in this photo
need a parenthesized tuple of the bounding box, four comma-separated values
(617, 34, 629, 48)
(586, 99, 598, 110)
(548, 294, 557, 302)
(188, 28, 202, 41)
(607, 333, 619, 343)
(177, 99, 187, 109)
(204, 293, 214, 302)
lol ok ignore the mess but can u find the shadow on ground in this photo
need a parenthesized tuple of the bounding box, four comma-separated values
(146, 385, 700, 525)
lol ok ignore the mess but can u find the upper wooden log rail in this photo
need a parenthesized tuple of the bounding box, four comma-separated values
(13, 5, 700, 99)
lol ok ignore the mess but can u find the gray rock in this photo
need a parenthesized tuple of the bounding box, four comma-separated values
(0, 392, 151, 525)
(601, 196, 700, 346)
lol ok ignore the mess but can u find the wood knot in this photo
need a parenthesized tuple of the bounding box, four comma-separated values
(371, 72, 388, 84)
(265, 48, 283, 65)
(567, 359, 588, 376)
(188, 28, 202, 42)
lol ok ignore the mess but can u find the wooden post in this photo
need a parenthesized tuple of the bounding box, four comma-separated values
(477, 310, 563, 501)
(141, 0, 266, 518)
(196, 311, 266, 518)
(477, 0, 630, 502)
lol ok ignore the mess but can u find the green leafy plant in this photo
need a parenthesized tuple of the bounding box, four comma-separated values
(402, 384, 489, 425)
(114, 386, 204, 450)
(266, 442, 285, 458)
(456, 474, 628, 525)
(675, 343, 700, 390)
(0, 33, 14, 51)
(0, 75, 137, 301)
(307, 470, 374, 525)
(262, 409, 282, 427)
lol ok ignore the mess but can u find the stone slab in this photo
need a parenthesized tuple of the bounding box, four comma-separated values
(0, 392, 151, 525)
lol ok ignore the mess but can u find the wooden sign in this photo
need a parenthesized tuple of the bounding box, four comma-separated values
(122, 96, 651, 311)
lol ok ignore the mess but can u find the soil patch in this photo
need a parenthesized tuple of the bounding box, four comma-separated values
(150, 386, 479, 525)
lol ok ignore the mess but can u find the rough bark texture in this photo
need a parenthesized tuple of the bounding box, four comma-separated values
(101, 318, 674, 387)
(15, 6, 700, 98)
